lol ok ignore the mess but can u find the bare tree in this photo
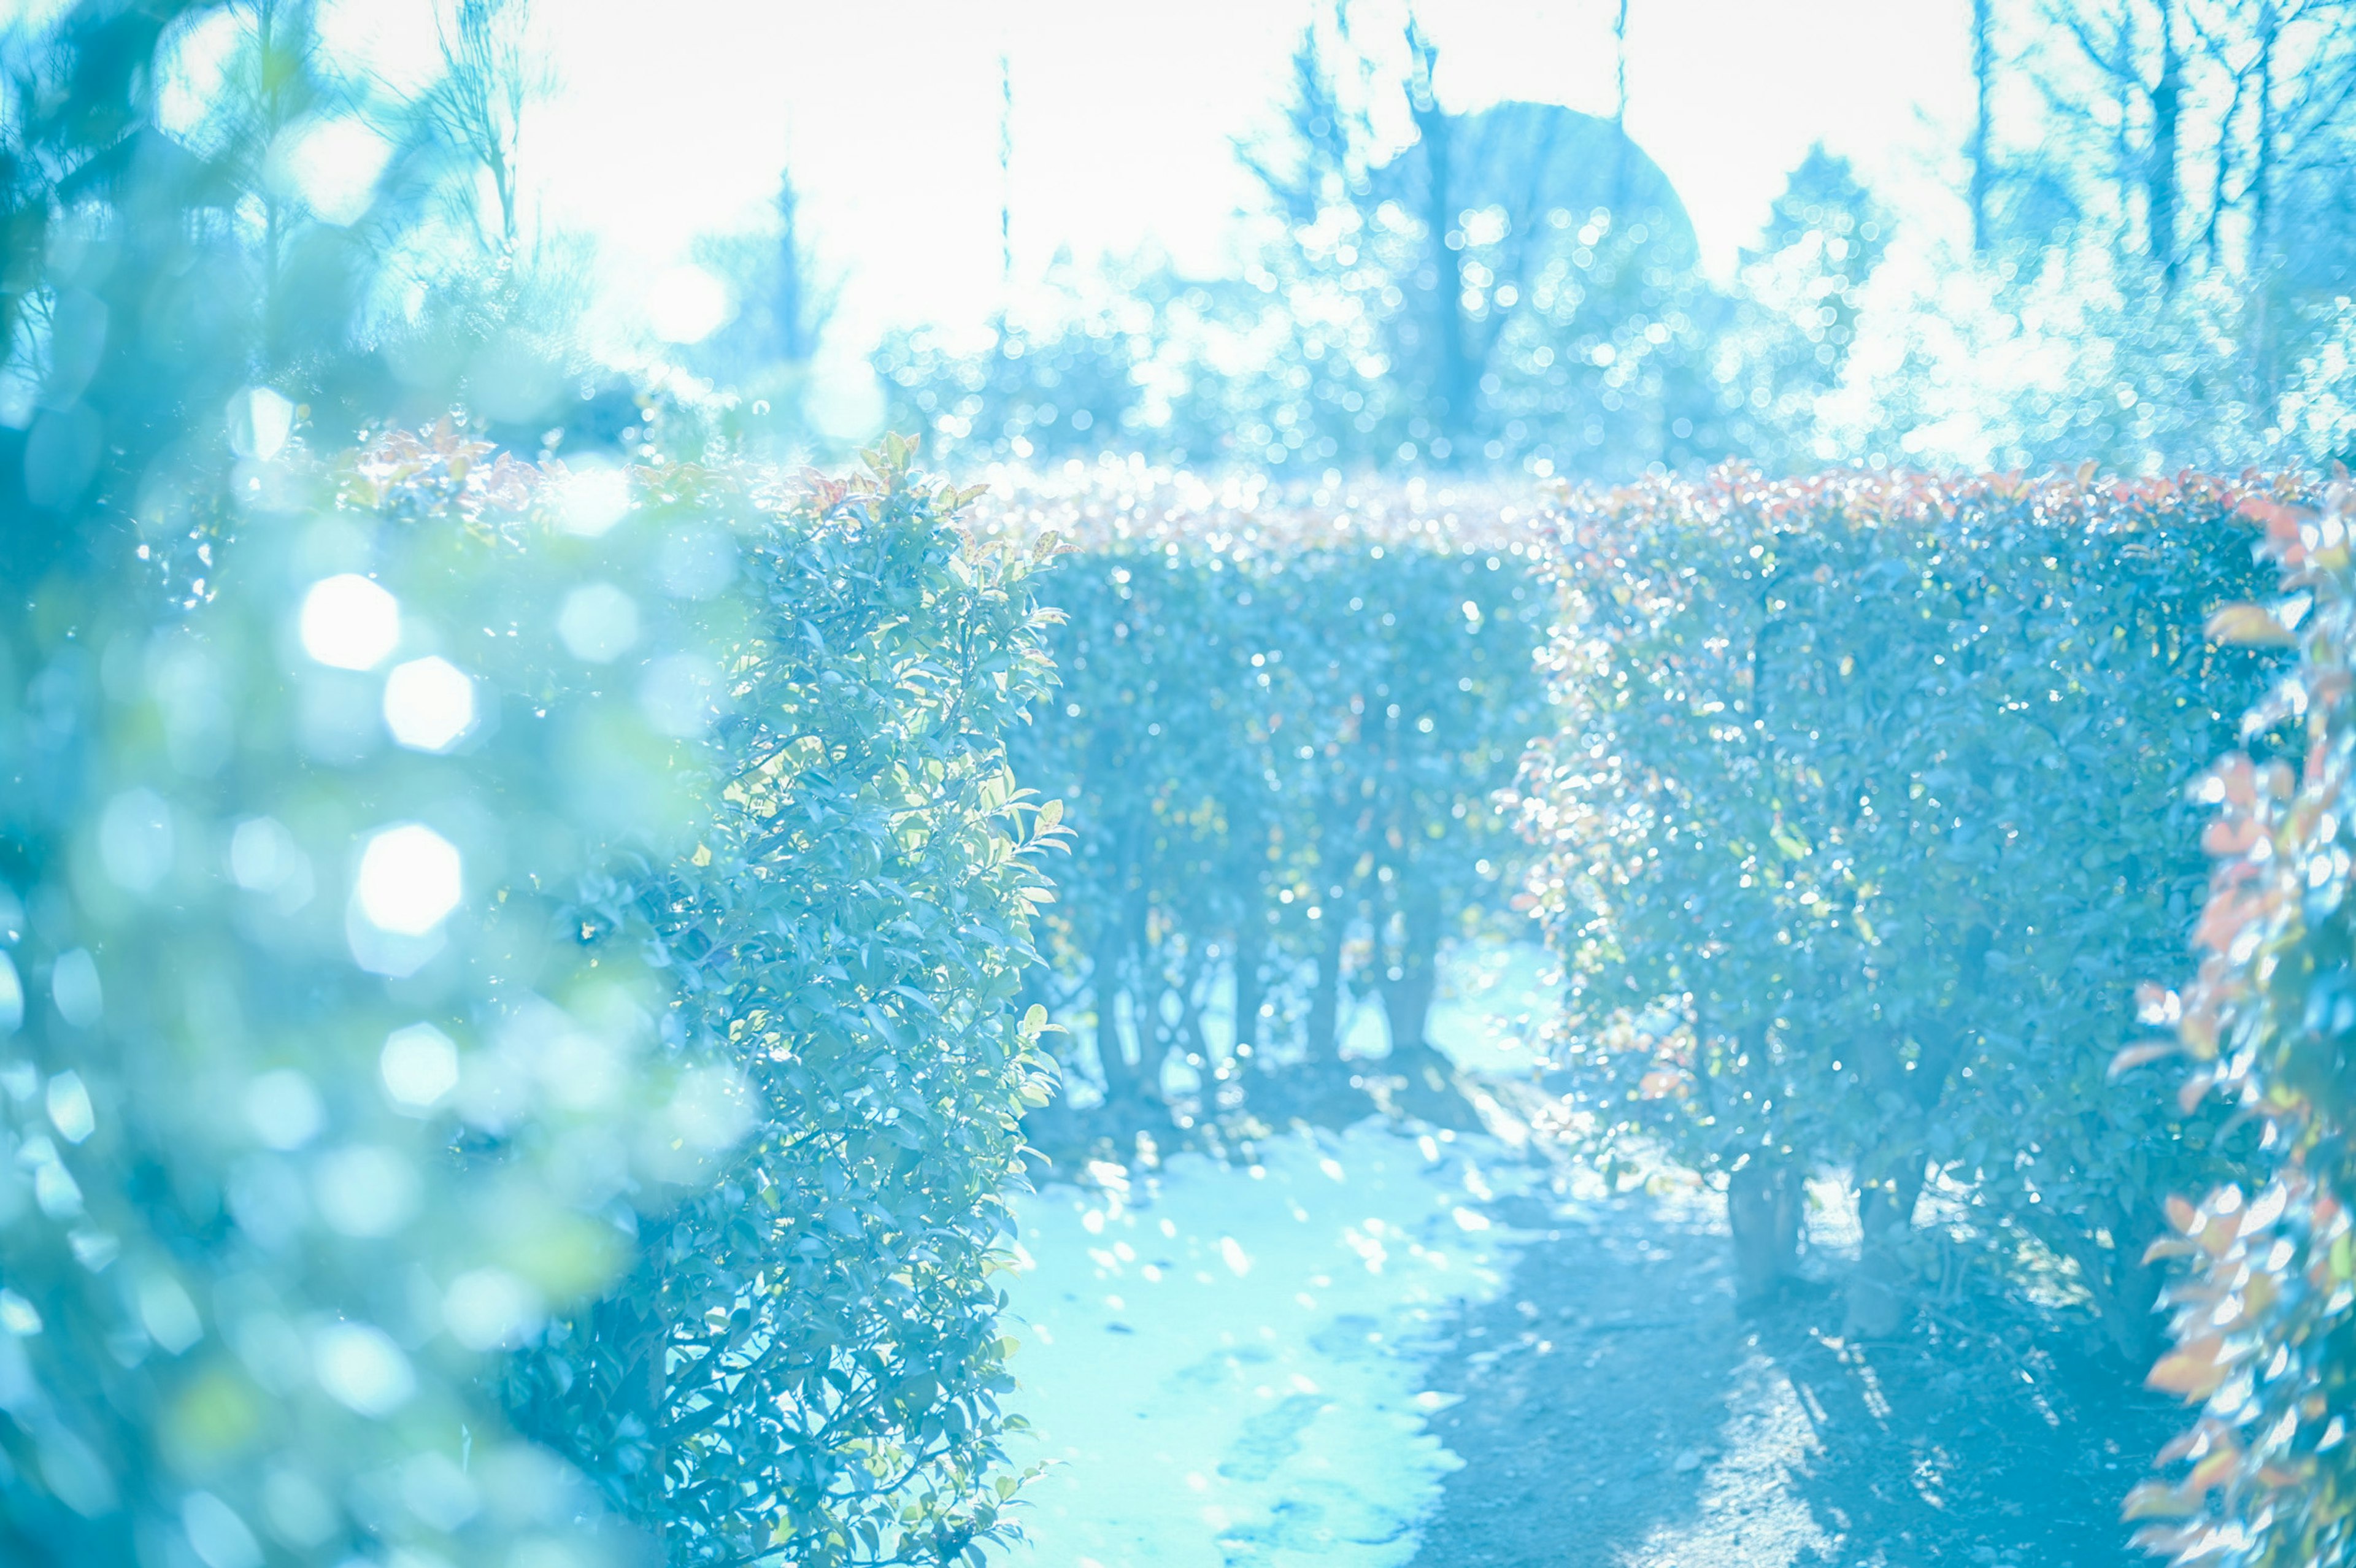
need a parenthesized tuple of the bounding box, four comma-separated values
(160, 0, 324, 328)
(1233, 0, 1368, 229)
(419, 0, 548, 258)
(2151, 0, 2184, 282)
(687, 159, 837, 445)
(2003, 0, 2356, 432)
(174, 0, 383, 372)
(998, 48, 1014, 292)
(2040, 0, 2188, 277)
(1613, 0, 1630, 121)
(1612, 0, 1631, 209)
(769, 167, 823, 367)
(1400, 15, 1476, 448)
(1969, 0, 1995, 254)
(2213, 0, 2356, 412)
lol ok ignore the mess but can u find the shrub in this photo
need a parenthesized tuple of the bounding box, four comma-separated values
(1512, 467, 2291, 1343)
(502, 443, 1063, 1566)
(2128, 481, 2356, 1564)
(969, 467, 1548, 1129)
(0, 428, 1056, 1566)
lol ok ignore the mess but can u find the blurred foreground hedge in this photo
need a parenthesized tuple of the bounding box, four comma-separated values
(0, 429, 1056, 1567)
(2128, 482, 2356, 1566)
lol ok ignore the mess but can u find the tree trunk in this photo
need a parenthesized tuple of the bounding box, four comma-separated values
(1379, 876, 1477, 1124)
(774, 171, 818, 365)
(1232, 909, 1267, 1058)
(1304, 909, 1349, 1066)
(1377, 876, 1444, 1056)
(1839, 959, 1975, 1338)
(1121, 882, 1168, 1103)
(1611, 0, 1631, 212)
(1728, 1155, 1803, 1306)
(2252, 0, 2280, 423)
(997, 50, 1014, 290)
(2149, 0, 2182, 285)
(2050, 1199, 2166, 1364)
(1838, 1032, 1935, 1339)
(1409, 81, 1475, 455)
(1174, 941, 1212, 1066)
(1842, 1151, 1929, 1340)
(1090, 921, 1141, 1106)
(2098, 1237, 2164, 1365)
(1968, 0, 1993, 255)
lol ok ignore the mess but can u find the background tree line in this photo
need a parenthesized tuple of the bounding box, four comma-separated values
(868, 0, 2356, 481)
(19, 1, 2350, 494)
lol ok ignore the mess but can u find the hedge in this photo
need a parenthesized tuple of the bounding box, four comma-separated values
(1511, 467, 2294, 1345)
(2129, 480, 2356, 1565)
(968, 468, 1547, 1131)
(502, 444, 1063, 1566)
(0, 429, 1055, 1566)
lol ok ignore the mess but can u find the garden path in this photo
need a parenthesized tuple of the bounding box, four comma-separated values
(998, 942, 2176, 1567)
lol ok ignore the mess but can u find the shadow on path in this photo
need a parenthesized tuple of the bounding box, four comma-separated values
(1407, 1189, 2179, 1568)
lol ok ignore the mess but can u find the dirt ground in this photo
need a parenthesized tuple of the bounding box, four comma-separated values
(1018, 1056, 2186, 1568)
(1404, 1181, 2183, 1568)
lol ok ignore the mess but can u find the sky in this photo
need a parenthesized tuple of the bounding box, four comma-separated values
(314, 0, 1978, 361)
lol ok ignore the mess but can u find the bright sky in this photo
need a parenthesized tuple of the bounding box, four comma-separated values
(312, 0, 1975, 359)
